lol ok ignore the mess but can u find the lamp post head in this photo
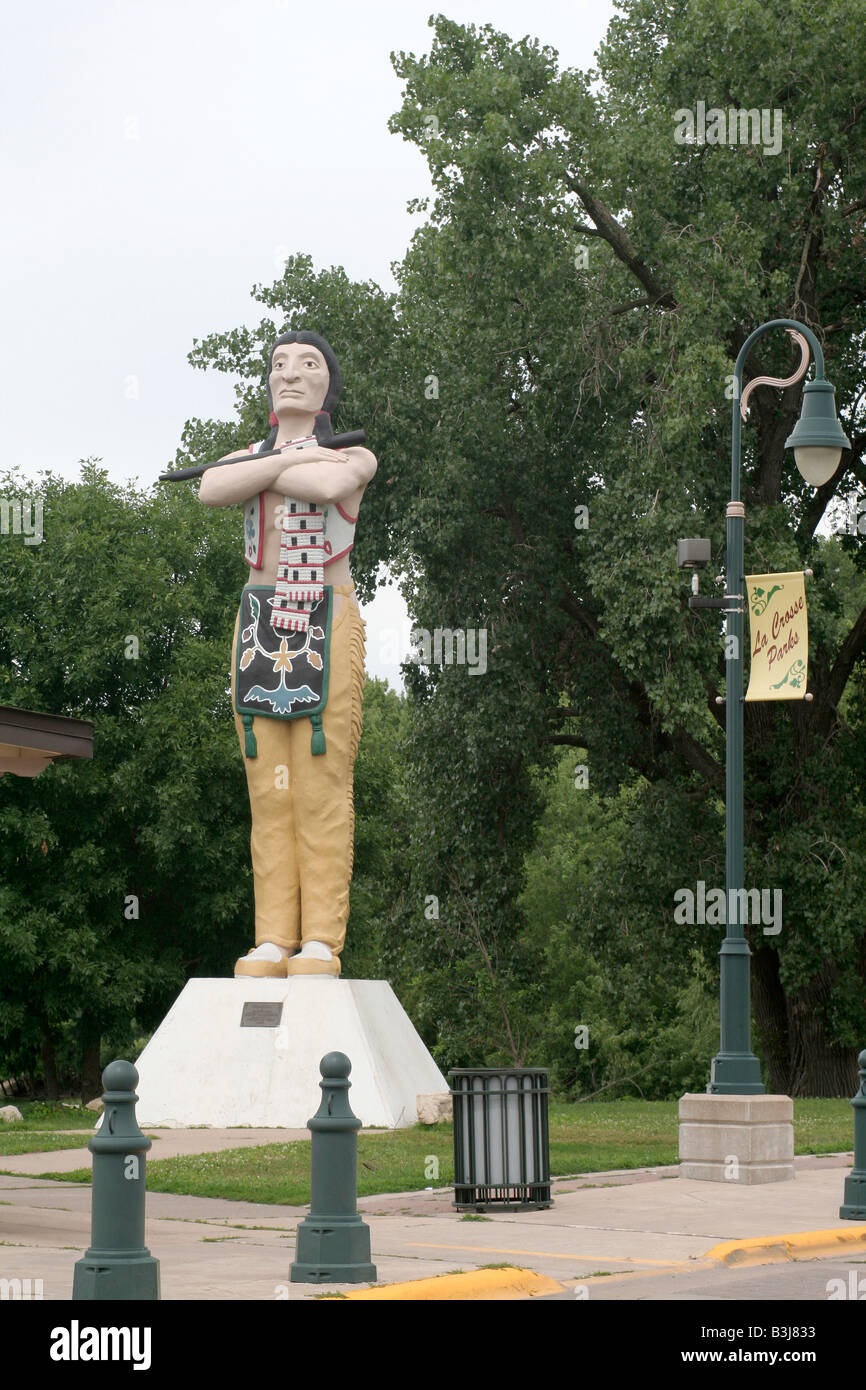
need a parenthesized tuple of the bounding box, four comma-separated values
(785, 379, 851, 486)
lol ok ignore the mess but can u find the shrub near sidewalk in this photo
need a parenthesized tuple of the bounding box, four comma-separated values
(29, 1099, 857, 1203)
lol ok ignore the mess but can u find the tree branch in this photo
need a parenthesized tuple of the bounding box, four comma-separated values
(446, 870, 522, 1066)
(823, 600, 866, 713)
(564, 175, 677, 309)
(558, 590, 600, 637)
(607, 296, 655, 318)
(840, 97, 866, 135)
(556, 594, 723, 786)
(797, 434, 866, 544)
(668, 724, 724, 786)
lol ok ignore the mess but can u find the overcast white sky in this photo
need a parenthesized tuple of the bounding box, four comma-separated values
(1, 0, 615, 686)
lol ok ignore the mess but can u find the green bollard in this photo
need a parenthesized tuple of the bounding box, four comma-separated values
(840, 1049, 866, 1221)
(72, 1059, 160, 1300)
(290, 1052, 376, 1284)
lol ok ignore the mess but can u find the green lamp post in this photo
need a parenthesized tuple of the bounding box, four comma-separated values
(703, 319, 849, 1094)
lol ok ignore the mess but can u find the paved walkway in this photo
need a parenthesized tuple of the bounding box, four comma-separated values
(0, 1140, 862, 1300)
(0, 1127, 315, 1175)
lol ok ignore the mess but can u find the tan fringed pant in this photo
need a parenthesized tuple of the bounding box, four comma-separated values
(231, 584, 366, 956)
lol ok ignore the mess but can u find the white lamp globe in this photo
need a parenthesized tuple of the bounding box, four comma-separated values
(793, 446, 843, 487)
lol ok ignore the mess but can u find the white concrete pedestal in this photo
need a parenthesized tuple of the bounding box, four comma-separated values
(134, 978, 449, 1129)
(678, 1093, 794, 1183)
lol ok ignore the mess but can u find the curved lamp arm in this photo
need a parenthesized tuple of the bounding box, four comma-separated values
(730, 317, 825, 501)
(739, 330, 810, 421)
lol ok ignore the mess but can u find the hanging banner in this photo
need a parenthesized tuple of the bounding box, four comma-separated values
(745, 571, 808, 701)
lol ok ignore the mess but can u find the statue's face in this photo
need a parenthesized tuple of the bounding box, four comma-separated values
(269, 342, 330, 418)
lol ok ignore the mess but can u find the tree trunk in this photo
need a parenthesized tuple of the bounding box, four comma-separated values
(79, 1045, 102, 1106)
(786, 977, 860, 1097)
(40, 1020, 59, 1102)
(751, 946, 790, 1093)
(752, 953, 860, 1096)
(788, 1041, 859, 1098)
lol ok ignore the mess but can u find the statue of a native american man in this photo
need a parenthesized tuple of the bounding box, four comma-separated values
(199, 332, 376, 978)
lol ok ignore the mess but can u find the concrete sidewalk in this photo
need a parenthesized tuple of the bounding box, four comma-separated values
(0, 1141, 863, 1300)
(0, 1127, 316, 1175)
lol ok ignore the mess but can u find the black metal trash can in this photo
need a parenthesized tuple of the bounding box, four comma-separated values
(449, 1068, 552, 1210)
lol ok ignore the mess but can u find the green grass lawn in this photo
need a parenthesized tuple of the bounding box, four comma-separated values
(26, 1098, 856, 1204)
(4, 1102, 97, 1130)
(0, 1131, 92, 1157)
(0, 1102, 96, 1156)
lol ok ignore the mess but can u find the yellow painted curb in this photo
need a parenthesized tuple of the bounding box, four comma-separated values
(332, 1266, 564, 1301)
(705, 1226, 866, 1267)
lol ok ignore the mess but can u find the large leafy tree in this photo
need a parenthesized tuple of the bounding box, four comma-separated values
(518, 748, 720, 1100)
(0, 467, 252, 1095)
(382, 2, 866, 1095)
(0, 466, 414, 1094)
(177, 2, 866, 1093)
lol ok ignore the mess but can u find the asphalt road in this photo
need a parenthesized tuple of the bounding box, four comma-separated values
(542, 1255, 866, 1299)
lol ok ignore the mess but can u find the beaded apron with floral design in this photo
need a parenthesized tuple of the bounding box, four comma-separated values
(235, 586, 332, 758)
